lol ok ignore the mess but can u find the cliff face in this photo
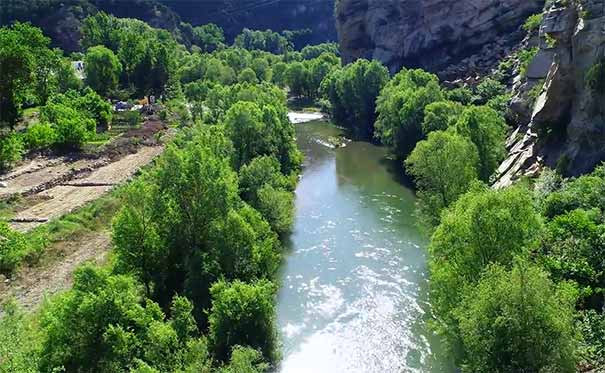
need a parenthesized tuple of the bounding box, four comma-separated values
(494, 0, 605, 186)
(336, 0, 544, 75)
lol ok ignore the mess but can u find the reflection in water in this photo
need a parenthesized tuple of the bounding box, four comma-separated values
(277, 120, 452, 373)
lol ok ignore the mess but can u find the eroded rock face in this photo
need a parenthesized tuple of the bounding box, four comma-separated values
(494, 0, 605, 187)
(336, 0, 544, 74)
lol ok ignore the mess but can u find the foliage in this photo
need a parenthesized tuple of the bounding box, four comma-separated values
(238, 67, 258, 83)
(473, 78, 506, 105)
(0, 22, 55, 127)
(375, 68, 443, 158)
(322, 59, 389, 139)
(0, 301, 41, 372)
(0, 221, 29, 273)
(191, 23, 225, 52)
(523, 13, 544, 33)
(538, 208, 605, 307)
(542, 165, 605, 218)
(0, 132, 24, 170)
(405, 130, 479, 226)
(429, 185, 542, 337)
(453, 106, 507, 181)
(218, 346, 269, 373)
(301, 43, 339, 60)
(518, 47, 539, 78)
(24, 122, 56, 150)
(39, 265, 203, 372)
(422, 101, 464, 134)
(84, 45, 123, 97)
(586, 59, 605, 95)
(456, 261, 578, 372)
(234, 28, 291, 54)
(208, 280, 277, 363)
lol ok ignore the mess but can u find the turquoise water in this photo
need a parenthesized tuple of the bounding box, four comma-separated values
(277, 120, 452, 373)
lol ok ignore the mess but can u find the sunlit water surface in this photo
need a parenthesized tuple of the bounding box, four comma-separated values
(277, 118, 452, 373)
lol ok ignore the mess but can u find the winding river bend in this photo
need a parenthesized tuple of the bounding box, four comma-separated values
(277, 116, 452, 373)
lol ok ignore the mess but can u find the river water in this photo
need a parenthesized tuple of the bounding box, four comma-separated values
(277, 117, 452, 373)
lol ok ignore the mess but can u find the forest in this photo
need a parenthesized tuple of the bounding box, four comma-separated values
(1, 1, 605, 372)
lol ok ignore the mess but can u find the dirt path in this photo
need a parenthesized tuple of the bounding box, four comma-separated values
(9, 146, 163, 232)
(0, 230, 111, 311)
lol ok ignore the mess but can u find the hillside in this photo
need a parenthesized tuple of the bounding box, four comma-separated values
(0, 0, 336, 52)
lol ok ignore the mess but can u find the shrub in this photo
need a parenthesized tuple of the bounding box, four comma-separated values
(0, 132, 24, 170)
(586, 60, 605, 95)
(523, 13, 544, 33)
(54, 116, 96, 149)
(0, 221, 29, 273)
(24, 122, 56, 150)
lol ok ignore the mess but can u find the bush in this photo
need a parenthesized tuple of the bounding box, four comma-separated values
(422, 101, 464, 134)
(24, 122, 56, 150)
(523, 13, 544, 33)
(54, 116, 96, 149)
(586, 60, 605, 95)
(0, 132, 24, 170)
(0, 221, 29, 273)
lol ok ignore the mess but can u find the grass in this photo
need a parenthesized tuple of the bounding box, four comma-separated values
(22, 188, 123, 268)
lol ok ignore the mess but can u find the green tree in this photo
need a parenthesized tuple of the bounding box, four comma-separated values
(375, 68, 443, 158)
(113, 180, 166, 297)
(454, 106, 507, 181)
(285, 62, 310, 98)
(422, 100, 464, 134)
(238, 68, 258, 83)
(208, 280, 277, 362)
(84, 45, 122, 97)
(429, 185, 543, 337)
(321, 59, 389, 139)
(405, 130, 479, 226)
(456, 262, 578, 372)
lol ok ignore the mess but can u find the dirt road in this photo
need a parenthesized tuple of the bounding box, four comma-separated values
(6, 146, 163, 232)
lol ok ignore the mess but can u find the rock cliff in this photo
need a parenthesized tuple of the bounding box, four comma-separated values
(494, 0, 605, 186)
(336, 0, 544, 75)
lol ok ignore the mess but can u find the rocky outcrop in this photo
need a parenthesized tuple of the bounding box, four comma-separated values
(494, 0, 605, 187)
(336, 0, 544, 76)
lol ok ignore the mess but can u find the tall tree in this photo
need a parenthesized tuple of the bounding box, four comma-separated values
(84, 45, 122, 97)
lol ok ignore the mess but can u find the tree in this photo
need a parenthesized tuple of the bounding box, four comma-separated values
(238, 68, 258, 83)
(428, 185, 543, 338)
(112, 180, 166, 297)
(456, 262, 578, 372)
(0, 23, 46, 128)
(285, 62, 309, 98)
(405, 130, 479, 226)
(422, 100, 464, 134)
(39, 266, 200, 372)
(192, 23, 225, 52)
(56, 58, 82, 93)
(208, 280, 277, 362)
(321, 59, 389, 139)
(84, 45, 122, 97)
(453, 106, 507, 181)
(375, 68, 443, 158)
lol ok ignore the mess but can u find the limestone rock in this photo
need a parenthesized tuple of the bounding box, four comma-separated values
(494, 0, 605, 187)
(336, 0, 544, 75)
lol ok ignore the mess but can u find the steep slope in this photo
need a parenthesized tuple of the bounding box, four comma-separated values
(495, 0, 605, 186)
(1, 0, 337, 52)
(336, 0, 544, 75)
(0, 0, 183, 52)
(159, 0, 337, 45)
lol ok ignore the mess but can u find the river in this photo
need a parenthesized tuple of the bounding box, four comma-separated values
(277, 116, 452, 373)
